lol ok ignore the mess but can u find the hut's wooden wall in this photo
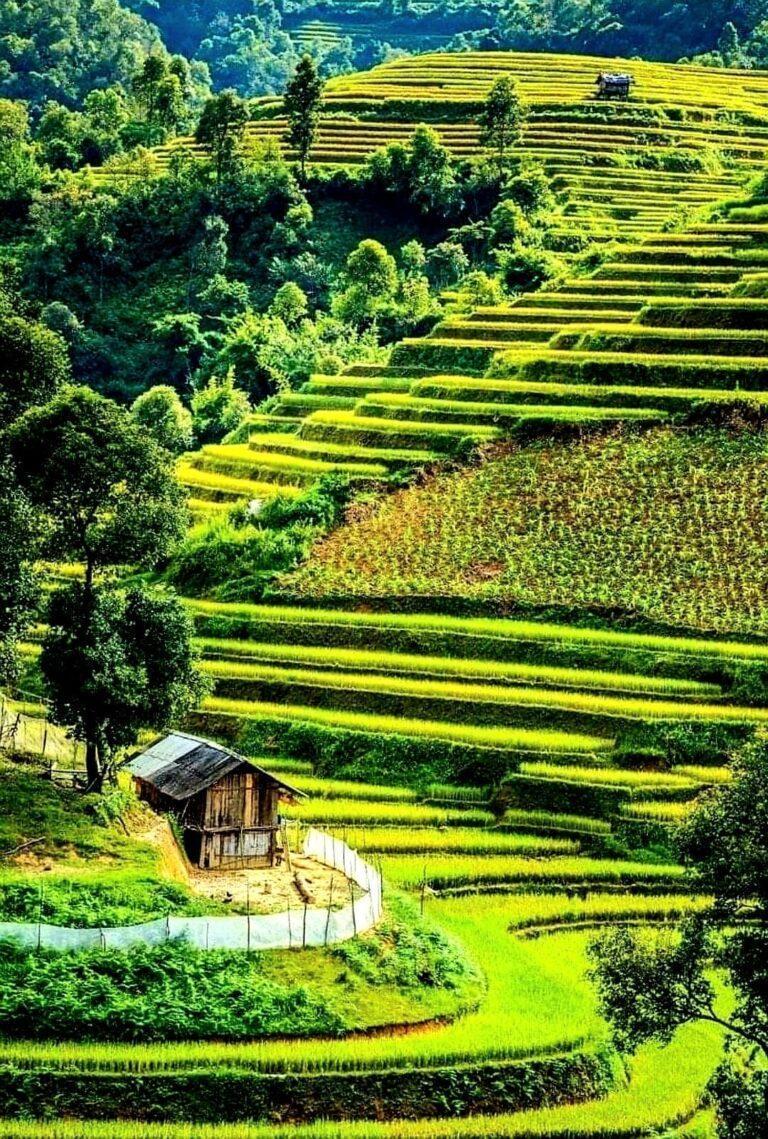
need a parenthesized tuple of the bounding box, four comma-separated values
(202, 768, 279, 830)
(134, 764, 284, 870)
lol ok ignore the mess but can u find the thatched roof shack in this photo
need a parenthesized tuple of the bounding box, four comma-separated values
(126, 732, 305, 869)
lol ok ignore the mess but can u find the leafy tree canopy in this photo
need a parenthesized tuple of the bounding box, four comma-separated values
(589, 737, 768, 1137)
(7, 386, 187, 578)
(0, 313, 70, 426)
(0, 466, 39, 685)
(41, 582, 206, 786)
(131, 384, 194, 454)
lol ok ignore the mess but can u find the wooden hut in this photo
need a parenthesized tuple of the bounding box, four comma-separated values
(126, 732, 305, 869)
(595, 72, 634, 99)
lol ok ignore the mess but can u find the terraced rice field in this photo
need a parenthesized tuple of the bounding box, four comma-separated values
(179, 221, 768, 510)
(33, 51, 767, 1136)
(189, 598, 764, 794)
(0, 751, 720, 1130)
(141, 51, 768, 509)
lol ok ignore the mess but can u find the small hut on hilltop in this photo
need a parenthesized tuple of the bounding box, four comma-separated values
(126, 732, 305, 870)
(595, 71, 634, 99)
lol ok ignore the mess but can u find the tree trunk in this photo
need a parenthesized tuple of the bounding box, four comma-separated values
(85, 738, 103, 793)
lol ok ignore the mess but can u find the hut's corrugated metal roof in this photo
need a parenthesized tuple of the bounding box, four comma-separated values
(125, 732, 305, 802)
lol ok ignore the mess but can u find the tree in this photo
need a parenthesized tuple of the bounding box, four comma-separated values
(332, 239, 399, 327)
(189, 215, 229, 307)
(407, 125, 458, 217)
(589, 738, 768, 1137)
(426, 241, 469, 288)
(0, 467, 39, 685)
(0, 313, 70, 426)
(195, 90, 248, 189)
(0, 100, 40, 212)
(131, 385, 193, 455)
(131, 56, 187, 145)
(190, 370, 251, 444)
(270, 281, 308, 325)
(479, 77, 525, 181)
(284, 55, 324, 181)
(41, 583, 205, 790)
(7, 386, 187, 590)
(8, 387, 189, 788)
(151, 312, 210, 391)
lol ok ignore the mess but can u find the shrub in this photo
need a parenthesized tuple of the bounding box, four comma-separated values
(0, 939, 343, 1041)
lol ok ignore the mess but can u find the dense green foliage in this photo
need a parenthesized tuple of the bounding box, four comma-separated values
(0, 938, 344, 1041)
(41, 583, 206, 785)
(590, 738, 768, 1136)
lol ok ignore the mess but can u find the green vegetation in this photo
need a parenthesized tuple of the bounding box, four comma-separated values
(590, 738, 768, 1133)
(0, 938, 344, 1041)
(6, 28, 768, 1139)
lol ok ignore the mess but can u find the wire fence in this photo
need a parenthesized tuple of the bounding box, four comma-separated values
(0, 828, 383, 953)
(0, 688, 86, 778)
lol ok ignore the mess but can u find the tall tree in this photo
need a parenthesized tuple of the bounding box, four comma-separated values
(478, 77, 525, 181)
(589, 737, 768, 1137)
(7, 387, 188, 787)
(42, 583, 205, 791)
(0, 100, 40, 211)
(284, 55, 324, 181)
(8, 386, 187, 589)
(195, 90, 248, 190)
(131, 55, 187, 146)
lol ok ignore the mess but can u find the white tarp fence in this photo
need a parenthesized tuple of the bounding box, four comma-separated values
(0, 828, 382, 952)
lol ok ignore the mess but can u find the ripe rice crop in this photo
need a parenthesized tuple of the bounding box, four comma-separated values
(333, 827, 579, 856)
(203, 658, 764, 726)
(672, 765, 732, 783)
(385, 855, 687, 890)
(286, 775, 418, 802)
(518, 763, 700, 790)
(286, 799, 493, 826)
(0, 1020, 722, 1135)
(188, 600, 768, 664)
(501, 810, 612, 836)
(196, 638, 722, 697)
(621, 801, 694, 822)
(201, 696, 615, 754)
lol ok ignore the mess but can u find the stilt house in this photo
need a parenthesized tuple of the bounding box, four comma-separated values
(126, 732, 305, 869)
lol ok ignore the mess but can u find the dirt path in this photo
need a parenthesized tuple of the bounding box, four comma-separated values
(132, 813, 360, 914)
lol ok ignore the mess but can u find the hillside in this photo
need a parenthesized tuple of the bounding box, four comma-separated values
(3, 44, 768, 1139)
